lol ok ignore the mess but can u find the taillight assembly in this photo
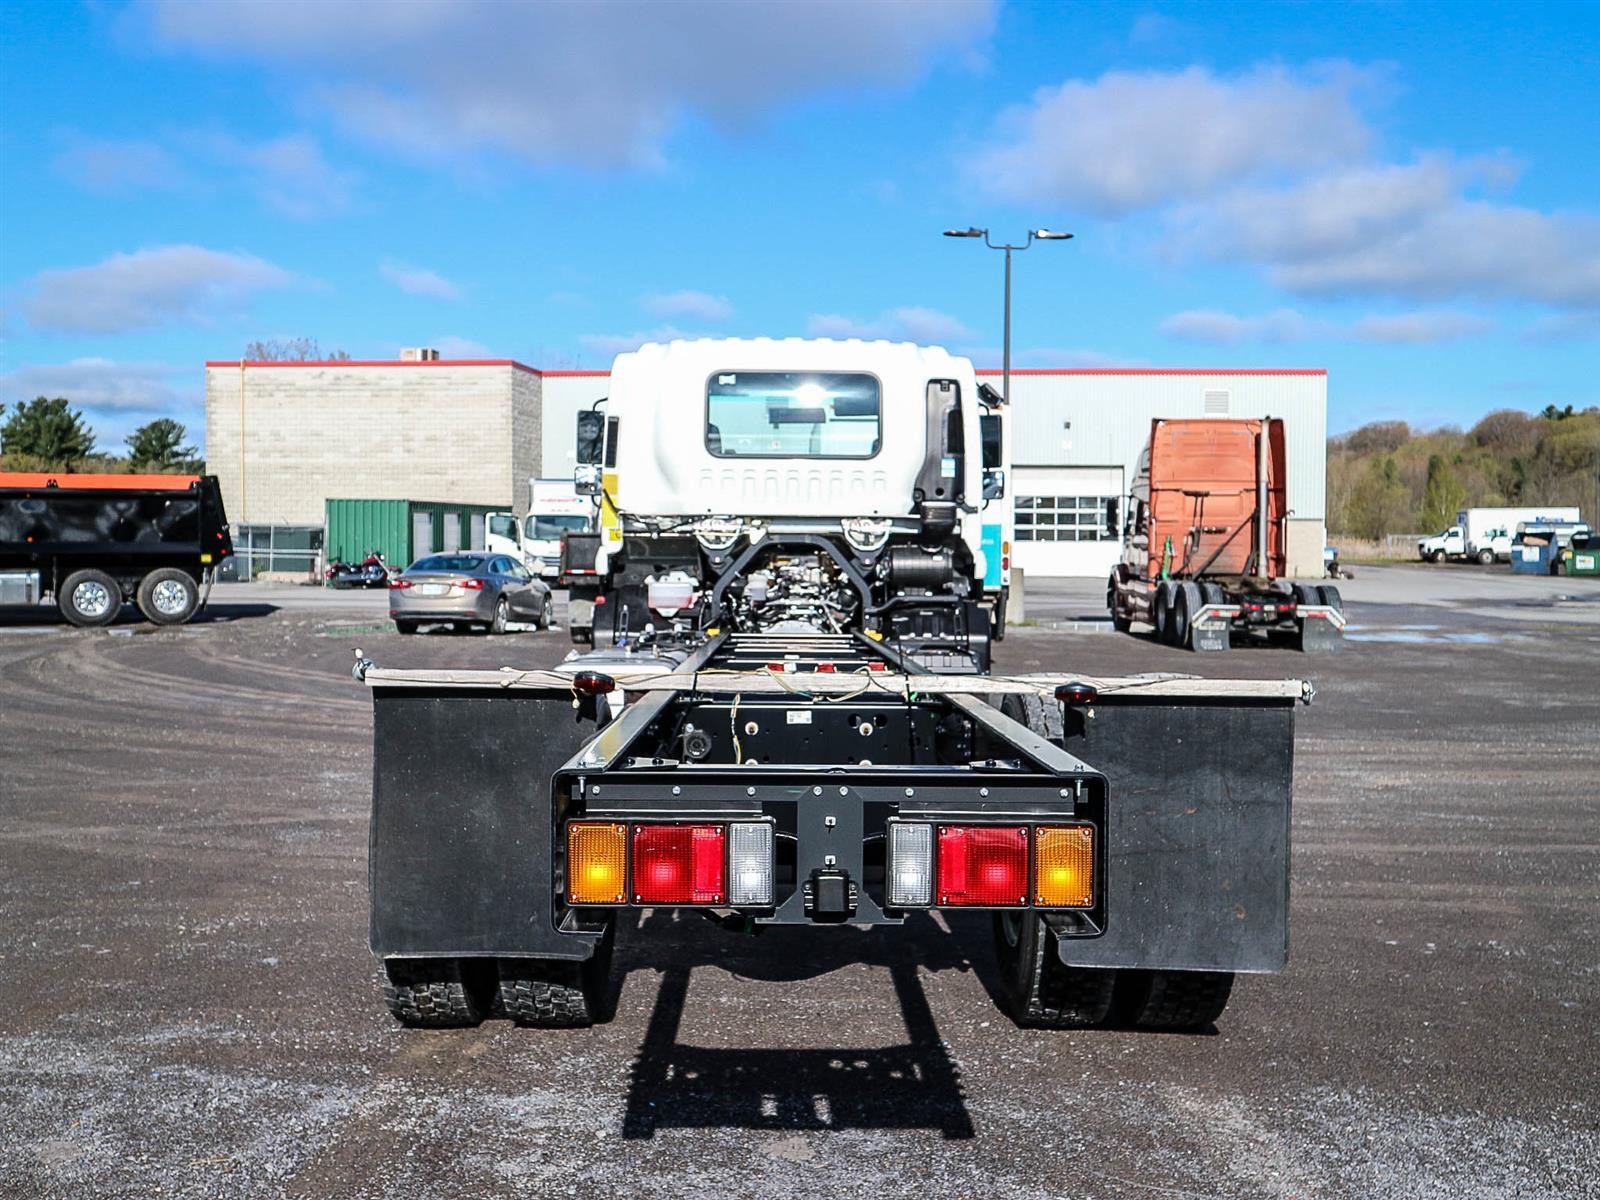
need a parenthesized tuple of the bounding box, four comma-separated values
(456, 578, 485, 591)
(937, 826, 1028, 906)
(388, 578, 413, 590)
(887, 822, 1095, 910)
(566, 820, 773, 908)
(633, 824, 725, 904)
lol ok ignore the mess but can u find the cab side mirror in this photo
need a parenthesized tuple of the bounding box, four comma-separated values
(1105, 497, 1121, 537)
(982, 468, 1006, 501)
(574, 463, 602, 496)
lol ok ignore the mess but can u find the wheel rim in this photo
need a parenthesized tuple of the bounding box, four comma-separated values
(497, 599, 508, 625)
(73, 580, 113, 617)
(151, 579, 189, 615)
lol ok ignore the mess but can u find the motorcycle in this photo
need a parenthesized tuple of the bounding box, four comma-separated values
(326, 551, 390, 589)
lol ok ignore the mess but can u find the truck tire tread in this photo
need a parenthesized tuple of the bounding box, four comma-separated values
(136, 568, 199, 625)
(993, 913, 1116, 1028)
(1115, 969, 1234, 1030)
(382, 959, 483, 1028)
(58, 568, 122, 628)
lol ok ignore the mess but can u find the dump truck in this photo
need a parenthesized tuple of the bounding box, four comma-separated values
(360, 340, 1306, 1034)
(1107, 418, 1344, 652)
(0, 472, 232, 626)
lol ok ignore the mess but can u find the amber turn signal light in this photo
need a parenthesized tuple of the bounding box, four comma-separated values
(567, 821, 627, 904)
(1034, 825, 1094, 907)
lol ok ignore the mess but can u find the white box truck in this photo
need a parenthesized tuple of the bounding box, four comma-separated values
(486, 480, 596, 578)
(1418, 506, 1581, 564)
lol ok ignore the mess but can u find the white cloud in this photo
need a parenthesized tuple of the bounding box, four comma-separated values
(1174, 157, 1600, 308)
(806, 307, 975, 344)
(429, 335, 491, 358)
(1161, 306, 1494, 345)
(54, 131, 354, 217)
(1351, 311, 1492, 344)
(974, 64, 1371, 213)
(145, 0, 994, 168)
(380, 260, 463, 301)
(53, 138, 187, 192)
(23, 245, 295, 334)
(1160, 308, 1323, 344)
(0, 358, 194, 415)
(1522, 312, 1600, 342)
(578, 324, 713, 357)
(641, 290, 733, 322)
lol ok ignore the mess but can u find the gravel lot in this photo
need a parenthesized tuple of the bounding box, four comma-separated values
(2, 568, 1596, 1199)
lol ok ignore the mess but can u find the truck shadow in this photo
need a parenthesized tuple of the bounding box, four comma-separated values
(616, 911, 981, 1140)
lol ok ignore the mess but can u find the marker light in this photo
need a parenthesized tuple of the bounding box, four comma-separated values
(888, 822, 934, 907)
(1034, 825, 1095, 908)
(1055, 681, 1098, 705)
(566, 822, 627, 905)
(937, 826, 1027, 907)
(633, 824, 726, 905)
(727, 822, 774, 906)
(571, 670, 616, 696)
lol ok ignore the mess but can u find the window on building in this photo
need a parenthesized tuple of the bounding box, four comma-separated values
(1014, 496, 1120, 542)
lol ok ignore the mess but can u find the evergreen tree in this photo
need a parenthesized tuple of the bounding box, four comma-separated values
(126, 419, 200, 473)
(0, 397, 96, 467)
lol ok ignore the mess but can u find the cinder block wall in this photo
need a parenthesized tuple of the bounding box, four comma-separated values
(205, 362, 537, 526)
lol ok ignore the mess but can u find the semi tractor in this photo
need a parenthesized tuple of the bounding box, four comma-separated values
(1107, 417, 1344, 652)
(360, 339, 1306, 1035)
(0, 472, 232, 626)
(1418, 506, 1582, 565)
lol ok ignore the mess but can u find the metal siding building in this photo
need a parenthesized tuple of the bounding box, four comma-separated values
(206, 355, 1327, 579)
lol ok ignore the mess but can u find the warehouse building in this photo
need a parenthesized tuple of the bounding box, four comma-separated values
(205, 349, 1327, 579)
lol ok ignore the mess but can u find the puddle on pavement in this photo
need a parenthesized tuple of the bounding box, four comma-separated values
(1345, 626, 1513, 644)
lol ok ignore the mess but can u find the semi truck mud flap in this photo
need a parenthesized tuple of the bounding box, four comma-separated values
(1058, 697, 1294, 973)
(369, 690, 599, 961)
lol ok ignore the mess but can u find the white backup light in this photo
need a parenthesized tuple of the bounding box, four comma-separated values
(888, 822, 934, 907)
(727, 822, 774, 906)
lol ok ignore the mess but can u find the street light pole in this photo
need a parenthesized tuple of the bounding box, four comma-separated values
(943, 227, 1073, 407)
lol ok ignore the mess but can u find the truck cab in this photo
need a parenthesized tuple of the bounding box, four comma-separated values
(564, 338, 1007, 672)
(1418, 526, 1466, 562)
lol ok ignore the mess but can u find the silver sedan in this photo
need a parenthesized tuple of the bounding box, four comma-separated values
(388, 552, 552, 635)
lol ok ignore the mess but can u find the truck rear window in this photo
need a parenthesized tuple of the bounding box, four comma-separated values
(707, 372, 880, 458)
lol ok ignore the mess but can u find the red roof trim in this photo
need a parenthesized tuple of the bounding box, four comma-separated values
(538, 369, 612, 377)
(975, 368, 1326, 377)
(205, 358, 541, 375)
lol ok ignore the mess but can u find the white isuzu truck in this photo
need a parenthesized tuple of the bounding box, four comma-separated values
(486, 479, 596, 578)
(1419, 505, 1581, 564)
(560, 338, 1013, 672)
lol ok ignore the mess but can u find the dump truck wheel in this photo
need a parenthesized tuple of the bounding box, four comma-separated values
(136, 569, 199, 625)
(59, 569, 123, 627)
(992, 912, 1116, 1028)
(1113, 969, 1234, 1031)
(382, 958, 485, 1028)
(497, 923, 613, 1028)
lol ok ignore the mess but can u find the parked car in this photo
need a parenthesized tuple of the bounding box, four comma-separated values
(388, 552, 552, 635)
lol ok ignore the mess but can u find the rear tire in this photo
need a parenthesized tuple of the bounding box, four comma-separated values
(1174, 581, 1203, 650)
(992, 912, 1116, 1028)
(136, 568, 199, 625)
(496, 923, 613, 1028)
(1153, 582, 1173, 644)
(1477, 548, 1495, 566)
(382, 958, 486, 1028)
(58, 569, 122, 628)
(1108, 571, 1132, 633)
(536, 595, 552, 630)
(490, 596, 510, 635)
(1113, 969, 1234, 1031)
(1317, 584, 1343, 612)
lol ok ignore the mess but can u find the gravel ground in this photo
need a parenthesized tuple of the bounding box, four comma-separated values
(1, 572, 1597, 1199)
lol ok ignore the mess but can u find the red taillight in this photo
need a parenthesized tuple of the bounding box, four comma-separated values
(815, 662, 837, 673)
(937, 826, 1027, 906)
(633, 825, 725, 905)
(457, 578, 485, 590)
(388, 579, 413, 590)
(867, 662, 889, 673)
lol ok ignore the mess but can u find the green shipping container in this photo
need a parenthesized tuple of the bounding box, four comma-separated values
(325, 498, 504, 570)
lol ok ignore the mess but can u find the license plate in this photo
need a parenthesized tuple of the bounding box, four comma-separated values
(418, 583, 448, 596)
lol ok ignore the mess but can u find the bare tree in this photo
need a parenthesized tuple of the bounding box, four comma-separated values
(244, 338, 351, 362)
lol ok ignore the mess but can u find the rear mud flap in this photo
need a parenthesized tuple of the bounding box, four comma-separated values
(369, 690, 600, 961)
(1296, 607, 1344, 653)
(1191, 618, 1231, 653)
(1058, 698, 1294, 973)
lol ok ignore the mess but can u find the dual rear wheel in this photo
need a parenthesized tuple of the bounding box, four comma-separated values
(57, 567, 198, 627)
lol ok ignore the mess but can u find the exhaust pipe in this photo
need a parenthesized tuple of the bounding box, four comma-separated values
(1256, 416, 1270, 579)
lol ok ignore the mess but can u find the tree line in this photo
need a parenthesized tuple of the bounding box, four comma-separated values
(0, 397, 201, 474)
(1329, 406, 1600, 539)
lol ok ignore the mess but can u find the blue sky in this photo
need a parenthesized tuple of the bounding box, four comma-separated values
(2, 0, 1597, 450)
